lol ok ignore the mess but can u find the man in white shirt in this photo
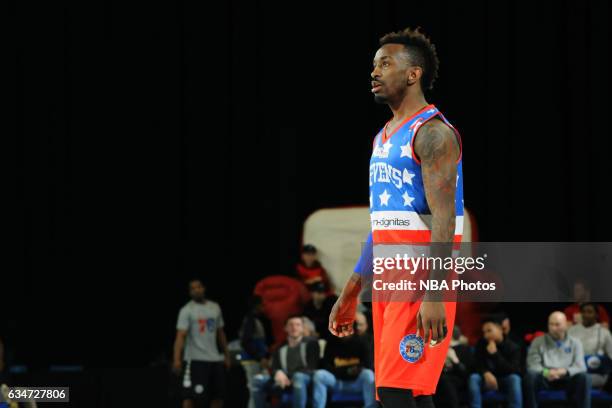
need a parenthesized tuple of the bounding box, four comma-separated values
(568, 302, 612, 388)
(173, 279, 231, 408)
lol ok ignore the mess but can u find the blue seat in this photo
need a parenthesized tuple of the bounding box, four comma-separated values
(482, 390, 506, 402)
(330, 390, 363, 403)
(537, 389, 567, 401)
(591, 389, 612, 402)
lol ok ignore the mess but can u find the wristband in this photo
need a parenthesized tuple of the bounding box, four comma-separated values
(542, 368, 549, 377)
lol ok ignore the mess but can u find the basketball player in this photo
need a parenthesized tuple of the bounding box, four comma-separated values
(329, 28, 464, 407)
(174, 279, 231, 408)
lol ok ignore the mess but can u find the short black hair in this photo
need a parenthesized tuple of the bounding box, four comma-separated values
(189, 278, 204, 286)
(580, 302, 599, 314)
(481, 314, 504, 327)
(379, 27, 440, 91)
(285, 314, 303, 325)
(302, 244, 317, 254)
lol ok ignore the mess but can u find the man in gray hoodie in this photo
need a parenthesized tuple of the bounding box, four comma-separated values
(524, 311, 591, 408)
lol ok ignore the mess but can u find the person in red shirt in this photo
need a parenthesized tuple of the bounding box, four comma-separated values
(295, 244, 334, 293)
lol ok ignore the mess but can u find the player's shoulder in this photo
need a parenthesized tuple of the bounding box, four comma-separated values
(417, 117, 454, 138)
(413, 117, 458, 158)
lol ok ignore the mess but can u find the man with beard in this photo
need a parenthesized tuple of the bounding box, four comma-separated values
(330, 27, 464, 408)
(174, 279, 231, 408)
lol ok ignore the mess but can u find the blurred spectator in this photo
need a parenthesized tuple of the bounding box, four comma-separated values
(252, 315, 319, 408)
(434, 327, 473, 408)
(254, 275, 310, 345)
(564, 280, 609, 328)
(524, 311, 590, 408)
(312, 328, 376, 408)
(568, 302, 612, 388)
(173, 279, 230, 408)
(239, 295, 273, 408)
(295, 244, 334, 292)
(303, 281, 338, 340)
(355, 312, 373, 370)
(302, 316, 318, 339)
(500, 312, 527, 373)
(468, 316, 522, 408)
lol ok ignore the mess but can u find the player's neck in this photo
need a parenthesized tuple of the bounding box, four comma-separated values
(388, 93, 428, 124)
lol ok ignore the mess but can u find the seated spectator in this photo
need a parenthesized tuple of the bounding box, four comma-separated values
(500, 312, 527, 373)
(239, 295, 274, 408)
(303, 281, 338, 340)
(568, 302, 612, 388)
(312, 325, 376, 408)
(564, 280, 609, 328)
(252, 315, 319, 408)
(295, 244, 334, 292)
(302, 316, 318, 339)
(355, 312, 373, 370)
(524, 311, 591, 408)
(468, 316, 522, 408)
(434, 327, 473, 408)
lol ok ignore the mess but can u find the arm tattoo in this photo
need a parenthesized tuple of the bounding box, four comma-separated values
(414, 120, 460, 292)
(414, 119, 460, 244)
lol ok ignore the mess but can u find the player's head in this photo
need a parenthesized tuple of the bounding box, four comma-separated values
(580, 302, 598, 327)
(189, 278, 206, 302)
(548, 311, 568, 340)
(371, 27, 439, 104)
(285, 314, 305, 340)
(481, 315, 504, 343)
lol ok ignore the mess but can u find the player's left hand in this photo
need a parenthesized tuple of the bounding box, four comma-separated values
(224, 354, 232, 370)
(417, 301, 447, 345)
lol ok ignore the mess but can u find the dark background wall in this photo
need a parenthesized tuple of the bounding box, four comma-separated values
(7, 0, 610, 369)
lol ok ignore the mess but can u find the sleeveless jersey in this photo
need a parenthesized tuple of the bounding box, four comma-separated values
(369, 104, 463, 244)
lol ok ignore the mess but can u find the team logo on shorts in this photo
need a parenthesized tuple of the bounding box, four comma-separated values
(399, 334, 424, 363)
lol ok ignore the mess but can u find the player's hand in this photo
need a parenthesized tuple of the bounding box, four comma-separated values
(417, 301, 447, 345)
(483, 371, 498, 390)
(172, 359, 182, 375)
(224, 354, 232, 370)
(329, 296, 358, 337)
(486, 340, 497, 354)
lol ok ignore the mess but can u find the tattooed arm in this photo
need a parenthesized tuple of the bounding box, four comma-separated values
(413, 118, 460, 343)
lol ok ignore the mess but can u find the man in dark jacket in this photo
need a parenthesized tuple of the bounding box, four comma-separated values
(468, 315, 522, 408)
(239, 296, 274, 408)
(303, 281, 338, 339)
(252, 315, 319, 408)
(312, 328, 376, 408)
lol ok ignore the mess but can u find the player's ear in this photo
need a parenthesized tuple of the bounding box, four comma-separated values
(406, 66, 422, 86)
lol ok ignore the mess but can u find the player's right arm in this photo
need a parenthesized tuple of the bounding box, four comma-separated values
(329, 273, 361, 337)
(329, 232, 373, 337)
(173, 329, 187, 374)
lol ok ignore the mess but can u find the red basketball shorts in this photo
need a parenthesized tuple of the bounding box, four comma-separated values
(372, 300, 456, 396)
